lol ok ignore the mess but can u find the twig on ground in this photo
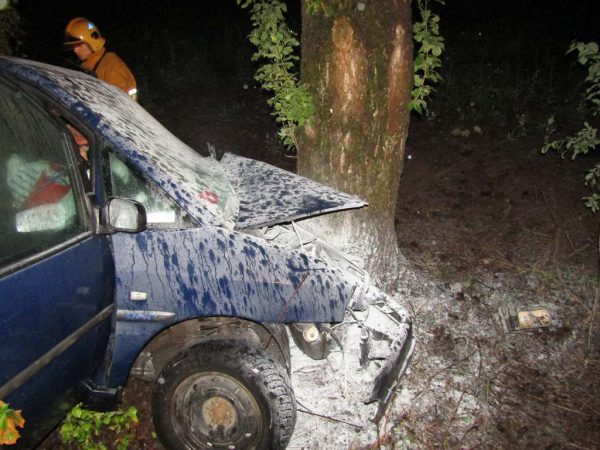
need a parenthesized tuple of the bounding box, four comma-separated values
(457, 417, 485, 448)
(369, 388, 399, 450)
(434, 164, 457, 179)
(472, 278, 495, 290)
(588, 281, 599, 351)
(566, 243, 591, 260)
(296, 399, 364, 428)
(523, 392, 591, 417)
(564, 228, 577, 253)
(569, 292, 591, 312)
(564, 442, 599, 449)
(424, 424, 445, 447)
(566, 244, 590, 260)
(443, 390, 465, 447)
(427, 350, 478, 384)
(476, 340, 483, 379)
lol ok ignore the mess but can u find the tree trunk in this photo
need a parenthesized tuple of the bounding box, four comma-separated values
(298, 0, 413, 288)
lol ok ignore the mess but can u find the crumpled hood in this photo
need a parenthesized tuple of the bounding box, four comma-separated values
(220, 153, 366, 230)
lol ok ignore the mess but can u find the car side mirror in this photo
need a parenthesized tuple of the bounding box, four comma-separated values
(103, 197, 147, 233)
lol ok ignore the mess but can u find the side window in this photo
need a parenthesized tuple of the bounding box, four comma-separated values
(0, 82, 86, 267)
(106, 152, 191, 228)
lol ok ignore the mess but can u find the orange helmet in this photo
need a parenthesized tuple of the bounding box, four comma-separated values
(64, 18, 106, 52)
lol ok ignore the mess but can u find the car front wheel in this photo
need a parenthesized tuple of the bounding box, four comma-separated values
(152, 339, 296, 450)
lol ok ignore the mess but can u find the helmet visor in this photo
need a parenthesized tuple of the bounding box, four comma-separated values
(63, 32, 84, 47)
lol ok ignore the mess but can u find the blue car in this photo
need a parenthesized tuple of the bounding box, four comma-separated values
(0, 56, 413, 449)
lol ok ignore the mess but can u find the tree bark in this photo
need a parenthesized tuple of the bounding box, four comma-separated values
(298, 0, 413, 288)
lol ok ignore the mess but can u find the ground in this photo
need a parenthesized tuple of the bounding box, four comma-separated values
(390, 119, 600, 449)
(40, 88, 600, 449)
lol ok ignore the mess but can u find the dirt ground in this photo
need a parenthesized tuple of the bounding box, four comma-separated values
(389, 118, 600, 449)
(40, 90, 600, 449)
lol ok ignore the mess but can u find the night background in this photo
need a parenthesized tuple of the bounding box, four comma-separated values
(4, 0, 600, 448)
(15, 0, 600, 141)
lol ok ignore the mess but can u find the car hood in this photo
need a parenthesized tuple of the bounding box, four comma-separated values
(220, 153, 366, 230)
(0, 57, 366, 229)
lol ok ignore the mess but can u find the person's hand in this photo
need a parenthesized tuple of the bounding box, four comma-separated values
(66, 124, 88, 146)
(66, 124, 90, 161)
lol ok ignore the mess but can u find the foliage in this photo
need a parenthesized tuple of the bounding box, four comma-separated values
(572, 41, 600, 113)
(304, 0, 334, 17)
(59, 403, 138, 450)
(239, 0, 445, 149)
(237, 0, 313, 148)
(0, 400, 25, 446)
(542, 42, 600, 211)
(0, 0, 23, 56)
(410, 0, 445, 114)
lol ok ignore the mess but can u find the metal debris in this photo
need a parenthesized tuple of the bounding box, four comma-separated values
(495, 301, 562, 333)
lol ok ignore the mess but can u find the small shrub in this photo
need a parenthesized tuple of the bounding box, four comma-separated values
(542, 42, 600, 211)
(238, 0, 313, 149)
(59, 404, 138, 450)
(411, 0, 445, 114)
(0, 400, 25, 446)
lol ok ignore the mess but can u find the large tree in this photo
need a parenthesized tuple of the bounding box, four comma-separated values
(298, 0, 413, 286)
(241, 0, 415, 286)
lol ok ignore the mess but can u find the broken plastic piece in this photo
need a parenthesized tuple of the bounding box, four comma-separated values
(517, 309, 551, 330)
(495, 302, 561, 333)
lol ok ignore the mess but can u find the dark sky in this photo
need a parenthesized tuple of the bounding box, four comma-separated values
(20, 1, 254, 62)
(443, 0, 599, 39)
(14, 0, 600, 101)
(441, 0, 600, 58)
(19, 0, 600, 61)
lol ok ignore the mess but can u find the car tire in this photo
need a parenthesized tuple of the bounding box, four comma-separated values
(152, 339, 296, 450)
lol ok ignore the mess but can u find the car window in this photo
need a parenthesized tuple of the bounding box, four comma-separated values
(106, 151, 192, 228)
(0, 81, 86, 267)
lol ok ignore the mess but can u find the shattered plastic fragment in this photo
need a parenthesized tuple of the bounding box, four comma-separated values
(495, 302, 562, 332)
(517, 309, 551, 330)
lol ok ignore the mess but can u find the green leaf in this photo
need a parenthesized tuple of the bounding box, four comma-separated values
(411, 1, 445, 115)
(238, 0, 315, 148)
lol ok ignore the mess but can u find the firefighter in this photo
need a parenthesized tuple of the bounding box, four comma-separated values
(64, 17, 138, 101)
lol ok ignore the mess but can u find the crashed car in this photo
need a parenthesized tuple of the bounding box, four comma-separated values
(0, 56, 413, 449)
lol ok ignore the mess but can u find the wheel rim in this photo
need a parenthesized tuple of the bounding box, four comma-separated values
(171, 371, 263, 449)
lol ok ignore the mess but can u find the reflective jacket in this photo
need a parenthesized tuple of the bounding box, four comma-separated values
(82, 48, 137, 100)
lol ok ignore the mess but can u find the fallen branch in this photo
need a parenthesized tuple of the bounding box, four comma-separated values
(524, 393, 591, 417)
(588, 278, 599, 351)
(457, 417, 485, 448)
(443, 390, 465, 447)
(427, 350, 478, 384)
(296, 399, 364, 429)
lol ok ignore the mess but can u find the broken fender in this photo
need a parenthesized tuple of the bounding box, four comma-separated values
(107, 227, 357, 386)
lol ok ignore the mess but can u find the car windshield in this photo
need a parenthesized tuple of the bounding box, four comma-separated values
(107, 152, 193, 228)
(12, 59, 239, 229)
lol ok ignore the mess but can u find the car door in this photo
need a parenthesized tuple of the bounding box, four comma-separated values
(0, 77, 114, 447)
